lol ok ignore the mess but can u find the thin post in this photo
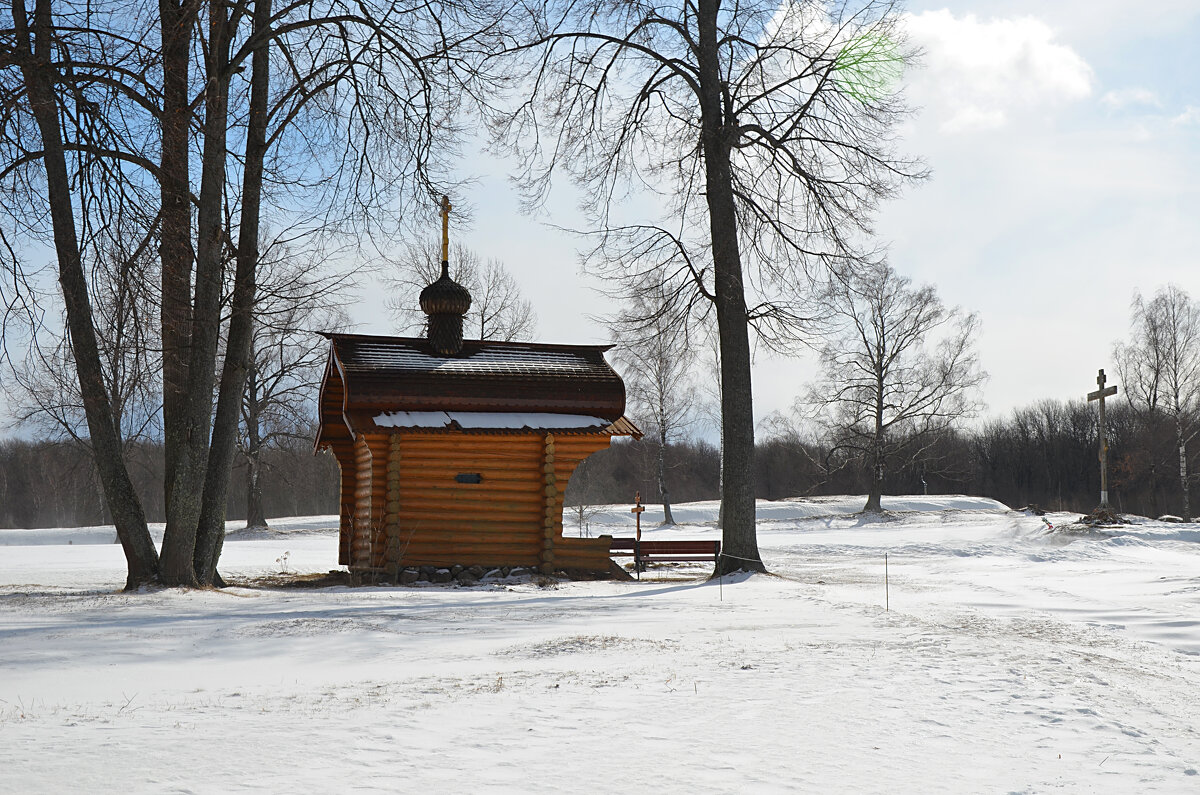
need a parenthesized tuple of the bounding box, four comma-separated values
(885, 553, 889, 611)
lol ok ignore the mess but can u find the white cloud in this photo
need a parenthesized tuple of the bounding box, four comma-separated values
(939, 106, 1006, 134)
(1172, 106, 1200, 126)
(1101, 87, 1162, 110)
(904, 10, 1094, 134)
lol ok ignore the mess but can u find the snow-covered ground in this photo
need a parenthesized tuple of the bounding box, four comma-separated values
(2, 496, 1198, 793)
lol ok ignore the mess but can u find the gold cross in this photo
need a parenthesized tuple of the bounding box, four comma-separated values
(440, 195, 451, 263)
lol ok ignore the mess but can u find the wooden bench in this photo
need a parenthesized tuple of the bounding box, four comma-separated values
(609, 538, 721, 567)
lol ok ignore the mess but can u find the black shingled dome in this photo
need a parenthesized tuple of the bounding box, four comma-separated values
(419, 260, 471, 355)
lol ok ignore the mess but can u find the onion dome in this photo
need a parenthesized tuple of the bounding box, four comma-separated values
(419, 261, 472, 316)
(421, 195, 472, 355)
(421, 261, 471, 355)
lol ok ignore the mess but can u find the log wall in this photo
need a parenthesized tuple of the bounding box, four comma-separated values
(330, 440, 355, 566)
(351, 434, 389, 570)
(356, 430, 614, 571)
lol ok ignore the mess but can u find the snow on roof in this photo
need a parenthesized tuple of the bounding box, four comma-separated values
(373, 411, 610, 430)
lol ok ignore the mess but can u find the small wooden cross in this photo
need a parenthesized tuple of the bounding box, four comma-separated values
(631, 491, 645, 534)
(1087, 368, 1118, 508)
(631, 491, 646, 578)
(440, 195, 451, 264)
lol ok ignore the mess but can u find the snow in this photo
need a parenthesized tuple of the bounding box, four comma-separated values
(372, 410, 609, 430)
(2, 496, 1199, 792)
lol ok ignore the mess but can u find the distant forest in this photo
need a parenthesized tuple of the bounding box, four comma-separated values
(2, 397, 1189, 529)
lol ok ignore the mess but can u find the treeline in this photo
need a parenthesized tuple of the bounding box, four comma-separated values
(3, 396, 1192, 528)
(0, 438, 338, 530)
(567, 398, 1195, 519)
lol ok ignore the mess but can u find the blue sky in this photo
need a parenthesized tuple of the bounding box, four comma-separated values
(885, 1, 1200, 419)
(8, 2, 1194, 439)
(358, 2, 1200, 432)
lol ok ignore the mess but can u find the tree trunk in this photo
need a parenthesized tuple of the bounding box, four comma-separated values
(1177, 416, 1190, 522)
(13, 0, 159, 588)
(159, 0, 197, 517)
(194, 0, 272, 584)
(864, 442, 884, 513)
(160, 0, 233, 586)
(699, 0, 763, 576)
(657, 424, 674, 525)
(243, 353, 268, 530)
(864, 374, 886, 513)
(245, 451, 267, 531)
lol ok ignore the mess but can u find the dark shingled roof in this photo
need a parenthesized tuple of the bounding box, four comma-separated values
(317, 333, 629, 443)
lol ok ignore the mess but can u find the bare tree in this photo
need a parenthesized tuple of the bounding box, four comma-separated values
(2, 0, 494, 586)
(3, 0, 161, 586)
(386, 240, 536, 342)
(805, 264, 984, 513)
(1114, 285, 1200, 520)
(6, 222, 161, 449)
(612, 293, 698, 524)
(240, 248, 351, 530)
(493, 0, 924, 573)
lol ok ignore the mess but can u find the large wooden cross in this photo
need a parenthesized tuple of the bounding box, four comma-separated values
(1087, 368, 1118, 508)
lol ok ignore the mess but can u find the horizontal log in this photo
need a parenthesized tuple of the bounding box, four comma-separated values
(396, 511, 543, 527)
(390, 534, 539, 549)
(396, 461, 541, 474)
(398, 474, 540, 487)
(393, 547, 541, 561)
(396, 459, 543, 473)
(392, 544, 542, 558)
(400, 432, 544, 445)
(396, 485, 545, 501)
(396, 456, 543, 469)
(392, 514, 544, 528)
(392, 536, 539, 550)
(394, 488, 541, 504)
(396, 479, 544, 495)
(390, 554, 542, 568)
(397, 515, 543, 530)
(396, 444, 542, 458)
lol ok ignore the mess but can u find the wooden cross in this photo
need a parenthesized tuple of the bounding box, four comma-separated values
(1087, 368, 1118, 508)
(631, 491, 646, 579)
(440, 195, 451, 265)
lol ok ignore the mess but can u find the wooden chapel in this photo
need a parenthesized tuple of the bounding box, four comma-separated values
(315, 199, 640, 579)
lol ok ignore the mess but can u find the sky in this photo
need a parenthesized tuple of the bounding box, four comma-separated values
(355, 0, 1200, 434)
(3, 2, 1196, 441)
